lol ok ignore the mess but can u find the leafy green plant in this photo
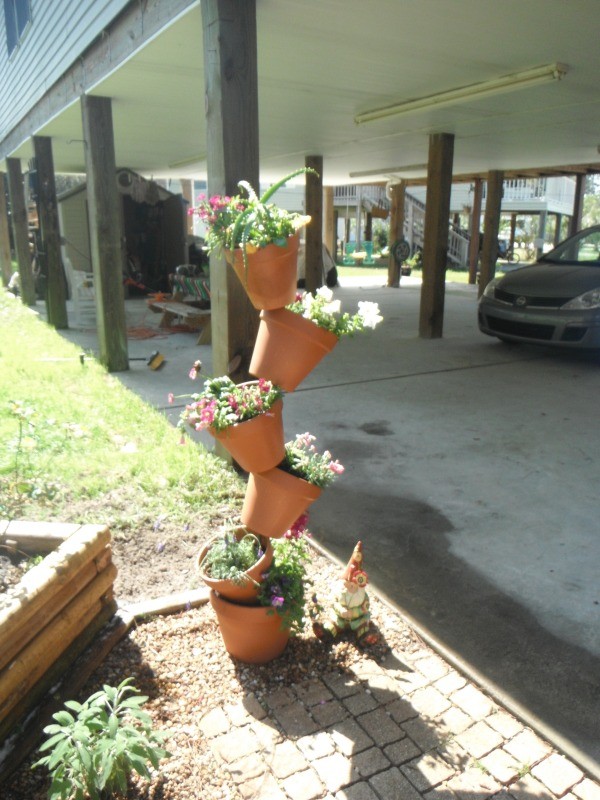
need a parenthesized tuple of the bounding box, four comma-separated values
(33, 678, 169, 800)
(190, 168, 315, 271)
(257, 536, 311, 635)
(200, 530, 264, 584)
(287, 286, 383, 337)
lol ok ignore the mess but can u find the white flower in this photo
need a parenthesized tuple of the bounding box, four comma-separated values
(322, 299, 341, 316)
(316, 286, 334, 302)
(357, 301, 383, 329)
(301, 293, 315, 319)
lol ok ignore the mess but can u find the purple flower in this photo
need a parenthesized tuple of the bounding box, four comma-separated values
(271, 595, 285, 608)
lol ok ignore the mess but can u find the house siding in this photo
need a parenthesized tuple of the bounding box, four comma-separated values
(0, 0, 128, 141)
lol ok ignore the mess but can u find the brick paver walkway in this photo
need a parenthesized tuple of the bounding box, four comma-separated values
(200, 642, 600, 800)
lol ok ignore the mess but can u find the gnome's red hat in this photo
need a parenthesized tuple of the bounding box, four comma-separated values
(341, 541, 368, 587)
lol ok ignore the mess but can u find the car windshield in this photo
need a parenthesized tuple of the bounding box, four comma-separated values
(541, 228, 600, 266)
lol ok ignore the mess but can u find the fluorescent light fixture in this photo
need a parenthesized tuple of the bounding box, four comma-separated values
(354, 63, 568, 125)
(168, 153, 205, 169)
(350, 163, 427, 178)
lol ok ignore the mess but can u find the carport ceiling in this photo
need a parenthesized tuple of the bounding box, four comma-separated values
(15, 0, 600, 184)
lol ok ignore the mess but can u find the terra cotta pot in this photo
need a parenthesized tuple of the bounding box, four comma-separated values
(197, 529, 273, 605)
(249, 307, 339, 392)
(226, 234, 299, 310)
(210, 398, 285, 473)
(241, 466, 322, 539)
(209, 590, 290, 664)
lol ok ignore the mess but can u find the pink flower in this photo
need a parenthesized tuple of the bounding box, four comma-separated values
(328, 460, 344, 475)
(285, 513, 309, 539)
(189, 360, 202, 380)
(167, 393, 174, 404)
(270, 595, 285, 608)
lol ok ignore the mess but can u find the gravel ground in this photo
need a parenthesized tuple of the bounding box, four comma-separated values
(3, 540, 424, 799)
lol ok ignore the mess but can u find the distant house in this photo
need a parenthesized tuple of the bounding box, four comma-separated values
(58, 169, 186, 293)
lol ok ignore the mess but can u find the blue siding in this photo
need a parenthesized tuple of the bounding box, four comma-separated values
(0, 0, 128, 141)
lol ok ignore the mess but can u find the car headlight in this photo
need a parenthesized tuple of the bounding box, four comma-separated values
(562, 287, 600, 310)
(481, 278, 500, 298)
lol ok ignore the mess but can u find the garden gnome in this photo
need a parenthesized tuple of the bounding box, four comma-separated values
(313, 541, 379, 646)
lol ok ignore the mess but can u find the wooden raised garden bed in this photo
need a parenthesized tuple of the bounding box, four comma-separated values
(0, 521, 118, 745)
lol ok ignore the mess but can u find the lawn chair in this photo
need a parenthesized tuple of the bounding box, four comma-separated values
(362, 241, 375, 265)
(343, 242, 356, 265)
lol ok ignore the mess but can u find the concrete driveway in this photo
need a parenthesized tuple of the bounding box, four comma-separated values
(56, 277, 600, 770)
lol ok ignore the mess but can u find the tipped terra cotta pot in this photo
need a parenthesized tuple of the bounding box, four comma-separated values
(225, 234, 299, 310)
(249, 307, 339, 392)
(209, 590, 290, 664)
(210, 397, 285, 473)
(241, 466, 322, 539)
(197, 529, 274, 605)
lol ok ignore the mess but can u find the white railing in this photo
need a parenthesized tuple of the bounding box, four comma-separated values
(485, 176, 576, 208)
(334, 185, 389, 205)
(335, 185, 470, 266)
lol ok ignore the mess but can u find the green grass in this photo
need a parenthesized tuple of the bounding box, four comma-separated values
(0, 290, 243, 525)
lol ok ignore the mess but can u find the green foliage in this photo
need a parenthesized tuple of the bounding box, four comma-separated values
(287, 286, 383, 337)
(191, 168, 316, 272)
(372, 221, 388, 251)
(180, 375, 283, 433)
(33, 678, 169, 800)
(1, 399, 80, 516)
(280, 432, 344, 488)
(257, 537, 311, 635)
(200, 530, 263, 583)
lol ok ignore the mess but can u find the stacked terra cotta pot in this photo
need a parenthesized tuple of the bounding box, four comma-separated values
(197, 233, 341, 664)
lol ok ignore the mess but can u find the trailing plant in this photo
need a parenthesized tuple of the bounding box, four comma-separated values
(189, 168, 315, 271)
(287, 286, 383, 337)
(257, 535, 311, 635)
(33, 678, 169, 800)
(200, 530, 264, 584)
(279, 432, 344, 488)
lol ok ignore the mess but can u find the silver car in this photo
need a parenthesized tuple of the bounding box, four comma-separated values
(478, 225, 600, 349)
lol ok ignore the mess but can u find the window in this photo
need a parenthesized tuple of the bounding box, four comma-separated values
(4, 0, 31, 56)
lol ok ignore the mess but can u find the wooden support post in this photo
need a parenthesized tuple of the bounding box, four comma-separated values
(554, 213, 563, 245)
(364, 211, 373, 242)
(79, 97, 127, 366)
(202, 0, 259, 384)
(478, 170, 504, 298)
(387, 181, 406, 288)
(509, 213, 517, 249)
(323, 186, 335, 260)
(355, 186, 362, 249)
(0, 173, 12, 287)
(80, 95, 128, 372)
(467, 178, 482, 284)
(6, 158, 36, 306)
(536, 210, 547, 259)
(569, 173, 585, 237)
(305, 155, 323, 293)
(419, 133, 454, 338)
(33, 136, 68, 329)
(180, 178, 194, 236)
